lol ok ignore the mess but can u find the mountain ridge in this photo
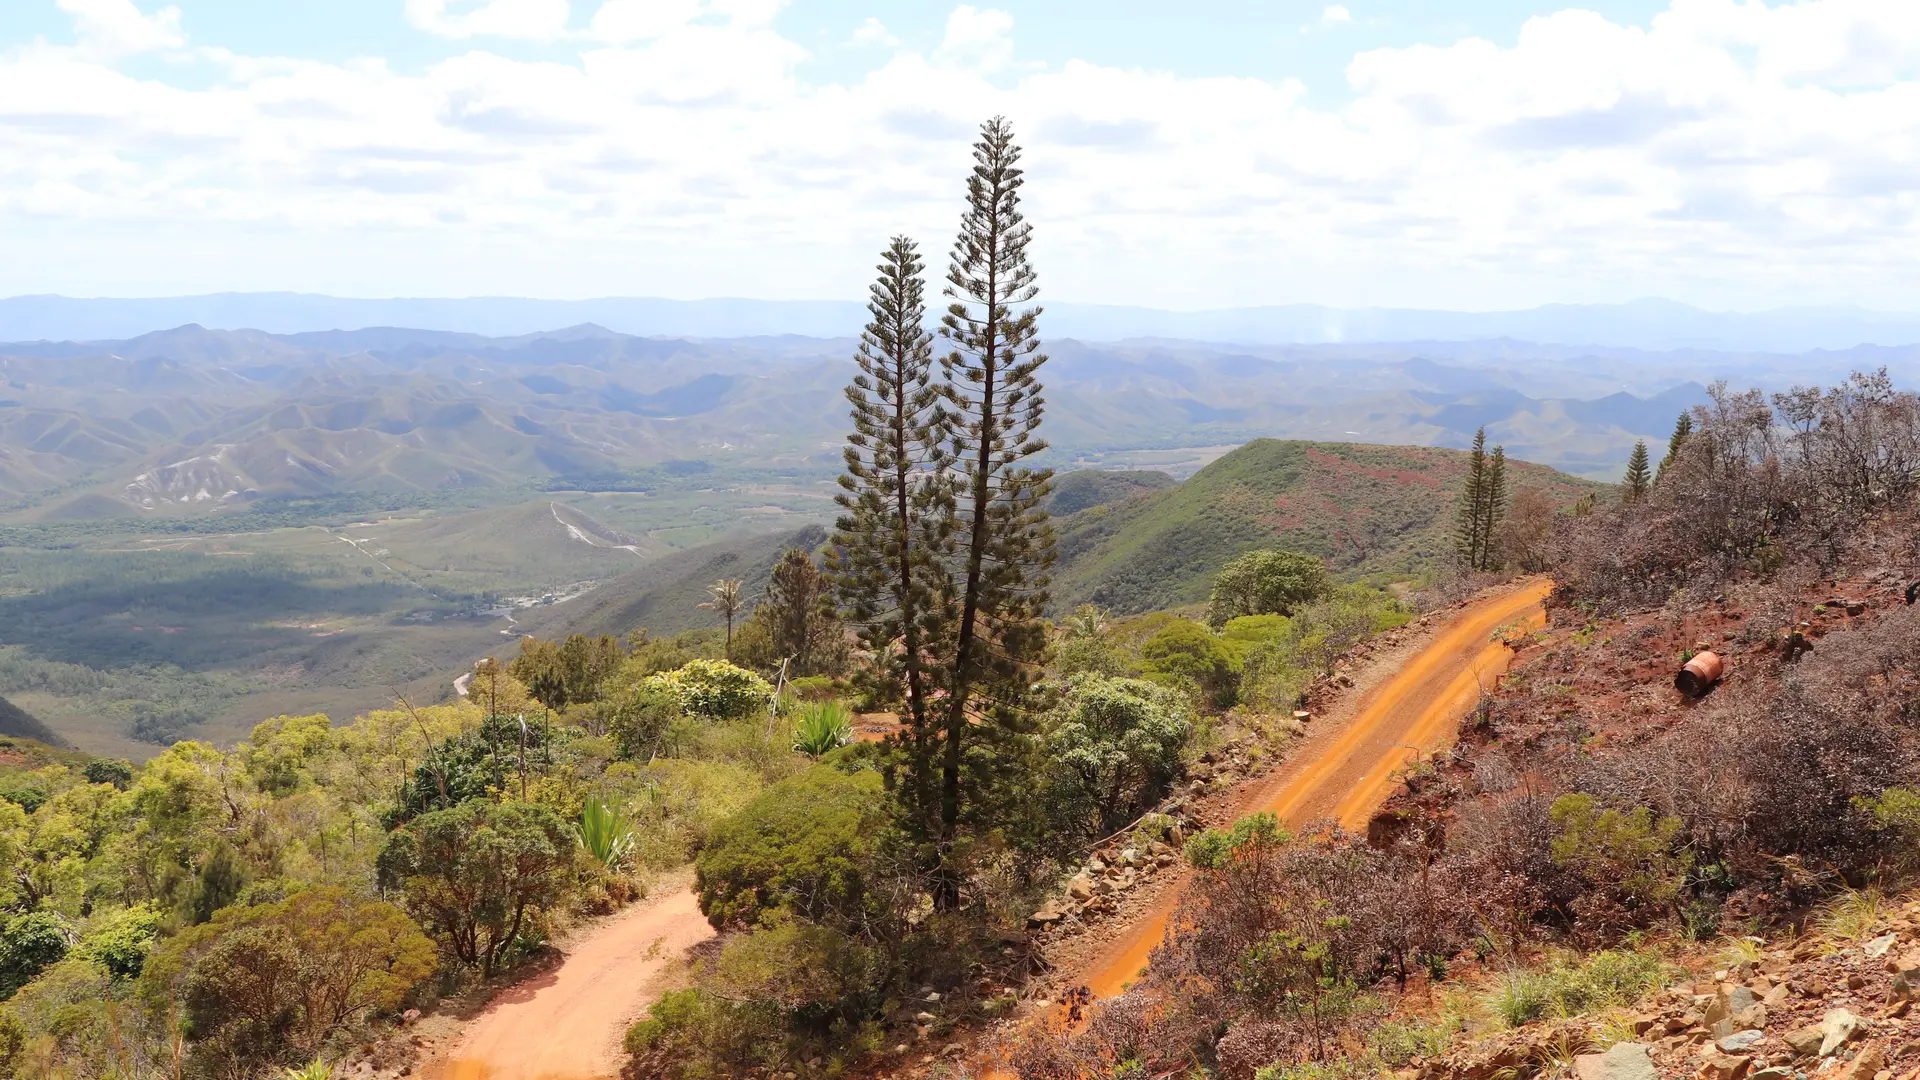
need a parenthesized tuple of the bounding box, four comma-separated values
(16, 293, 1920, 351)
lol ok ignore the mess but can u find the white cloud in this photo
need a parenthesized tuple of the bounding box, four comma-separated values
(852, 17, 900, 48)
(57, 0, 183, 57)
(406, 0, 573, 41)
(15, 1, 1920, 310)
(589, 0, 702, 43)
(934, 5, 1014, 72)
(1321, 5, 1352, 25)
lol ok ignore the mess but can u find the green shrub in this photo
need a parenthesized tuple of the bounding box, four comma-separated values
(601, 677, 684, 760)
(0, 912, 69, 997)
(1367, 1017, 1453, 1066)
(1207, 550, 1332, 628)
(695, 768, 887, 931)
(79, 903, 162, 978)
(1222, 613, 1291, 648)
(1185, 812, 1289, 870)
(1140, 620, 1238, 707)
(1549, 794, 1689, 930)
(1043, 674, 1193, 834)
(625, 988, 786, 1080)
(644, 660, 774, 721)
(709, 920, 880, 1020)
(627, 758, 765, 868)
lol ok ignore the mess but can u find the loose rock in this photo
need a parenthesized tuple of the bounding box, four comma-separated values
(1574, 1042, 1658, 1080)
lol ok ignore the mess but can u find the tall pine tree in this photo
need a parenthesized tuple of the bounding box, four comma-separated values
(934, 116, 1055, 905)
(1656, 412, 1693, 482)
(1622, 440, 1652, 503)
(830, 236, 950, 842)
(1453, 428, 1510, 570)
(1455, 428, 1489, 569)
(1484, 444, 1507, 569)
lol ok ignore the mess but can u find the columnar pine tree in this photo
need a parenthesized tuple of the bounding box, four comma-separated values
(934, 116, 1055, 905)
(1484, 444, 1507, 568)
(1623, 440, 1652, 503)
(1453, 429, 1511, 570)
(830, 236, 951, 842)
(1657, 412, 1693, 482)
(1455, 428, 1489, 568)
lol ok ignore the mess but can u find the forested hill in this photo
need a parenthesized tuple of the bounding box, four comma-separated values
(1051, 439, 1598, 614)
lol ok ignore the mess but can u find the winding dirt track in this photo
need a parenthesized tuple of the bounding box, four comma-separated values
(433, 580, 1549, 1080)
(436, 876, 714, 1080)
(1078, 578, 1551, 998)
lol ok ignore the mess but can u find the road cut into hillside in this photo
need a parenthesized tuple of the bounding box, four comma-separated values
(1077, 577, 1552, 999)
(434, 873, 714, 1080)
(433, 579, 1549, 1080)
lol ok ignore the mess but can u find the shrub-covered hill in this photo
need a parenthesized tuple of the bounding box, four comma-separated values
(537, 524, 828, 640)
(0, 695, 59, 746)
(1045, 469, 1177, 515)
(1053, 439, 1596, 614)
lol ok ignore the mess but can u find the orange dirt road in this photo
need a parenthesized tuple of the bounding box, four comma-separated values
(436, 877, 715, 1080)
(1078, 579, 1551, 999)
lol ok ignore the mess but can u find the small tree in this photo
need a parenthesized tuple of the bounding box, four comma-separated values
(759, 548, 843, 677)
(143, 887, 435, 1070)
(1656, 411, 1693, 482)
(1206, 550, 1331, 628)
(1622, 440, 1652, 503)
(700, 579, 745, 660)
(377, 801, 575, 977)
(1043, 674, 1193, 834)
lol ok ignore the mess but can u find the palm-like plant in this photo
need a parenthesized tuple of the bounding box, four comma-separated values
(699, 578, 745, 660)
(575, 797, 636, 869)
(792, 701, 854, 758)
(281, 1059, 334, 1080)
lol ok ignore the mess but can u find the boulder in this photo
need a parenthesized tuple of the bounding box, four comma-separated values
(1028, 901, 1066, 927)
(1820, 1008, 1864, 1057)
(1067, 874, 1096, 901)
(1574, 1042, 1658, 1080)
(1748, 1070, 1792, 1080)
(1695, 1052, 1751, 1080)
(1836, 1042, 1887, 1080)
(1889, 954, 1920, 1003)
(1718, 1031, 1766, 1054)
(1866, 934, 1898, 959)
(1784, 1026, 1825, 1058)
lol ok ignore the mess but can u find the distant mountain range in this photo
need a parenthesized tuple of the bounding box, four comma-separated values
(15, 292, 1920, 352)
(1, 317, 1912, 520)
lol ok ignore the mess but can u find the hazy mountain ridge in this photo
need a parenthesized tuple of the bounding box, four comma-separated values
(0, 319, 1856, 514)
(18, 293, 1920, 352)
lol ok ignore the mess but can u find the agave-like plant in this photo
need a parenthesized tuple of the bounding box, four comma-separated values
(792, 701, 854, 758)
(281, 1059, 334, 1080)
(576, 796, 636, 869)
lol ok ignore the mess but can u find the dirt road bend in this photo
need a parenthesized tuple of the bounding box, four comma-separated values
(436, 874, 714, 1080)
(1078, 579, 1552, 999)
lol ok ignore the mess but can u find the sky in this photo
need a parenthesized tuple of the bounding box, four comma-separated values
(4, 0, 1920, 311)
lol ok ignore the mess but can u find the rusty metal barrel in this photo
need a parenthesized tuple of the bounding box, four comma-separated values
(1675, 650, 1723, 697)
